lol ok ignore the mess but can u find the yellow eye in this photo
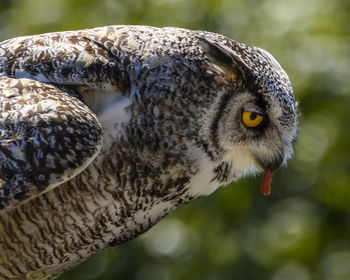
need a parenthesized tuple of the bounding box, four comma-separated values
(242, 111, 264, 128)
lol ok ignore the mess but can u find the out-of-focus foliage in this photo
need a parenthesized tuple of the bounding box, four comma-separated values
(1, 0, 350, 279)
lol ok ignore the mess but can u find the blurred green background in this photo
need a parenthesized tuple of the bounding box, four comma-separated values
(1, 0, 349, 279)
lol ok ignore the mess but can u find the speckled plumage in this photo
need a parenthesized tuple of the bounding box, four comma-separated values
(0, 25, 297, 279)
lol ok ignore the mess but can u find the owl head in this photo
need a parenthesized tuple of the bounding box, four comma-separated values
(198, 36, 298, 194)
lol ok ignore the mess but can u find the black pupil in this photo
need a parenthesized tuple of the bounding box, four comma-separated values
(250, 112, 257, 120)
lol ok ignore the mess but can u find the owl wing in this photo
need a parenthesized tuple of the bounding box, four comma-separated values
(0, 77, 103, 210)
(0, 27, 128, 93)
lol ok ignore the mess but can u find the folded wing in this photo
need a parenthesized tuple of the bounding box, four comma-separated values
(0, 77, 103, 210)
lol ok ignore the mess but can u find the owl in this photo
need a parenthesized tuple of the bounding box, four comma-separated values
(0, 25, 297, 279)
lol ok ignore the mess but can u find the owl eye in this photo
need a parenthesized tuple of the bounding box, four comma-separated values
(242, 111, 264, 128)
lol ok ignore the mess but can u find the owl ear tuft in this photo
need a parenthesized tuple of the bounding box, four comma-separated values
(198, 37, 249, 84)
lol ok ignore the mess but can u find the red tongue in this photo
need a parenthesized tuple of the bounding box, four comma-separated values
(261, 168, 273, 195)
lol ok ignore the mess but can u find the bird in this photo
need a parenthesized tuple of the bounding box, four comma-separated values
(0, 25, 297, 279)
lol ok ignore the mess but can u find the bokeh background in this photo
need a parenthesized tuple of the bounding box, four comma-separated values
(1, 0, 349, 279)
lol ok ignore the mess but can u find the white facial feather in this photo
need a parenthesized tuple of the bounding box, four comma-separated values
(186, 144, 260, 197)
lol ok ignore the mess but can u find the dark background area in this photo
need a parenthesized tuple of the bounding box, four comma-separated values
(1, 0, 349, 279)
